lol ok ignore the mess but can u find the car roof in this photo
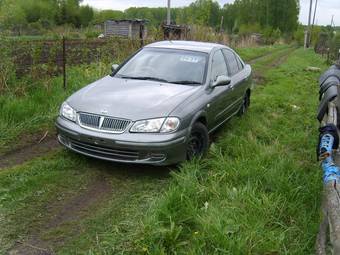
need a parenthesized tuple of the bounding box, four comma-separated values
(145, 40, 230, 54)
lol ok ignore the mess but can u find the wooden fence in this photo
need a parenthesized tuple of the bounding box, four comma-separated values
(317, 99, 340, 254)
(0, 37, 147, 91)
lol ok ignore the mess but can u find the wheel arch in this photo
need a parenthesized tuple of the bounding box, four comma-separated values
(188, 111, 208, 134)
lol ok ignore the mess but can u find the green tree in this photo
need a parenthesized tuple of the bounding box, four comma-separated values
(0, 0, 27, 30)
(93, 10, 125, 24)
(79, 5, 94, 27)
(188, 0, 221, 28)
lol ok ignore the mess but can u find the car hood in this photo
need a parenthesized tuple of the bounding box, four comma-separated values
(67, 76, 201, 120)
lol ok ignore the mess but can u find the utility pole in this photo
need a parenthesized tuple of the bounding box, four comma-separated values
(312, 0, 318, 27)
(167, 0, 171, 25)
(219, 16, 224, 33)
(310, 0, 318, 45)
(304, 0, 313, 49)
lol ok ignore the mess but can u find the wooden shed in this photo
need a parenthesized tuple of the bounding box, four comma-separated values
(162, 24, 190, 40)
(104, 19, 148, 39)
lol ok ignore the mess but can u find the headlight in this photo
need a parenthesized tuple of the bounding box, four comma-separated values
(130, 117, 180, 133)
(160, 117, 180, 133)
(60, 102, 76, 122)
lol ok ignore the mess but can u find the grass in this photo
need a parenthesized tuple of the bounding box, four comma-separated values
(0, 151, 169, 254)
(236, 44, 290, 62)
(0, 45, 325, 254)
(136, 48, 327, 254)
(0, 152, 92, 253)
(0, 62, 109, 152)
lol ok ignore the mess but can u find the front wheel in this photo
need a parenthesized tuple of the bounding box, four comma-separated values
(186, 122, 209, 160)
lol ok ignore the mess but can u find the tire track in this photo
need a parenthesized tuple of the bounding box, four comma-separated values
(0, 134, 60, 170)
(7, 160, 170, 255)
(252, 46, 298, 85)
(247, 46, 293, 64)
(9, 173, 114, 255)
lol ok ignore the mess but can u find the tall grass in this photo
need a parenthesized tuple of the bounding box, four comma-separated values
(136, 49, 326, 254)
(0, 62, 109, 151)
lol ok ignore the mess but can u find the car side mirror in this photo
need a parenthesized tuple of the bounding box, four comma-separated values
(111, 64, 119, 73)
(212, 75, 231, 88)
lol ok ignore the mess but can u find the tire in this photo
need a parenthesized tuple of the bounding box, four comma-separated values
(186, 122, 209, 160)
(237, 91, 250, 116)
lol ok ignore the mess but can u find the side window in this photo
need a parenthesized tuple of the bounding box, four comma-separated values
(236, 55, 244, 70)
(222, 49, 240, 76)
(211, 50, 228, 81)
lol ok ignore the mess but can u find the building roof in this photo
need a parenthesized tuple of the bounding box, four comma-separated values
(105, 19, 148, 24)
(145, 40, 229, 53)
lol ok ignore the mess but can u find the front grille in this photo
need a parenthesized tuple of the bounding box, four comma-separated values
(78, 112, 131, 133)
(79, 113, 100, 128)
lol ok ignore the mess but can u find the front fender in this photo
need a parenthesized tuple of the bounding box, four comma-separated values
(188, 110, 208, 133)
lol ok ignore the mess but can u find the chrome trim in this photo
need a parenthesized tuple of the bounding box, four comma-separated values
(77, 112, 132, 134)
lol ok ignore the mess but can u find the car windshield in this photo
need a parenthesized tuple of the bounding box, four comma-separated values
(115, 48, 208, 85)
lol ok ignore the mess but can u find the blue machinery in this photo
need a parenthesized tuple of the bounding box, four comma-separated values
(319, 128, 340, 184)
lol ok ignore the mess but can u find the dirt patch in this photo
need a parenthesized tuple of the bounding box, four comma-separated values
(47, 176, 112, 229)
(9, 175, 112, 255)
(0, 132, 60, 170)
(252, 73, 267, 85)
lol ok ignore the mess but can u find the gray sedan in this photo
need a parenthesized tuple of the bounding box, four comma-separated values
(56, 41, 252, 165)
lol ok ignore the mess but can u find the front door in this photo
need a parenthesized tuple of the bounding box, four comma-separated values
(208, 49, 234, 127)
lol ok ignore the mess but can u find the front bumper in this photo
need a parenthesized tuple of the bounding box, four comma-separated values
(55, 117, 188, 166)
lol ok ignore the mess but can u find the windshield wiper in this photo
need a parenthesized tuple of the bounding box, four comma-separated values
(120, 76, 169, 83)
(170, 80, 202, 85)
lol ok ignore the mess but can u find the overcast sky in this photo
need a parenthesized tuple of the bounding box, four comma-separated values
(82, 0, 340, 26)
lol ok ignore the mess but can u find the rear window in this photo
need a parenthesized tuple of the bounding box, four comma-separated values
(222, 49, 240, 76)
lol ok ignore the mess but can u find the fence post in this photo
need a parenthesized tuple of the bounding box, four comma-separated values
(139, 24, 144, 48)
(62, 36, 66, 90)
(327, 48, 330, 64)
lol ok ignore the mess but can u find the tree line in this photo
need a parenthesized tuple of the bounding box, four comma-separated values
(0, 0, 300, 36)
(0, 0, 94, 30)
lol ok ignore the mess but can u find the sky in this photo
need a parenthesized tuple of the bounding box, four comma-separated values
(82, 0, 340, 26)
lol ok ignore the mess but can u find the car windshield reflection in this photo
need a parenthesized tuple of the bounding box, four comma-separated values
(115, 48, 208, 85)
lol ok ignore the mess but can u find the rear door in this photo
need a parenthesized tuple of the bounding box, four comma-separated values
(222, 49, 245, 114)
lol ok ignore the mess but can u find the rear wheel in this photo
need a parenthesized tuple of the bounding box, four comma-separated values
(186, 122, 209, 160)
(238, 92, 250, 116)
